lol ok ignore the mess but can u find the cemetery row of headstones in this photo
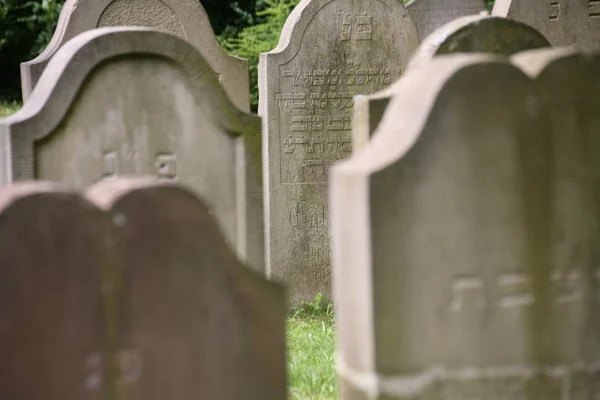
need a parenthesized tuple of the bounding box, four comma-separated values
(9, 0, 600, 306)
(1, 0, 600, 398)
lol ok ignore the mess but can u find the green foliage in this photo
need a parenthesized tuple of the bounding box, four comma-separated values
(292, 293, 334, 319)
(220, 0, 300, 111)
(17, 0, 63, 57)
(0, 100, 21, 117)
(0, 0, 64, 98)
(287, 294, 336, 399)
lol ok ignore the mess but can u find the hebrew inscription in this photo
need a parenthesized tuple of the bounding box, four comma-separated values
(590, 0, 600, 18)
(340, 12, 373, 41)
(277, 61, 397, 184)
(549, 0, 560, 21)
(450, 267, 599, 312)
(261, 0, 418, 305)
(85, 350, 144, 390)
(99, 151, 178, 181)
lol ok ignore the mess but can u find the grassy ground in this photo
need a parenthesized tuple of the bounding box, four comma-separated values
(0, 99, 337, 398)
(287, 295, 337, 399)
(0, 100, 21, 117)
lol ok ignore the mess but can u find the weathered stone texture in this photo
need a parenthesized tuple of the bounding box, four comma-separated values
(20, 0, 250, 111)
(332, 49, 600, 399)
(406, 0, 487, 40)
(493, 0, 600, 51)
(3, 27, 265, 273)
(259, 0, 419, 305)
(353, 15, 550, 153)
(0, 178, 287, 400)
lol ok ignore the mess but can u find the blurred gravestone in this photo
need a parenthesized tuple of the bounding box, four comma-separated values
(353, 15, 550, 152)
(331, 50, 600, 400)
(0, 178, 287, 400)
(406, 0, 487, 40)
(2, 27, 265, 274)
(493, 0, 600, 51)
(20, 0, 250, 111)
(0, 183, 105, 400)
(258, 0, 419, 306)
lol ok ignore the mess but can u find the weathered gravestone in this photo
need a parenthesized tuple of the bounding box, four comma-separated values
(258, 0, 419, 305)
(0, 177, 287, 400)
(405, 0, 487, 41)
(1, 27, 265, 274)
(353, 14, 550, 152)
(20, 0, 250, 111)
(331, 49, 600, 399)
(493, 0, 600, 51)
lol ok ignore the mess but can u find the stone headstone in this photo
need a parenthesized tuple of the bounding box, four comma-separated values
(331, 50, 600, 400)
(2, 27, 265, 274)
(406, 0, 487, 41)
(258, 0, 419, 306)
(0, 182, 105, 400)
(353, 14, 550, 152)
(493, 0, 600, 51)
(0, 177, 287, 400)
(20, 0, 250, 111)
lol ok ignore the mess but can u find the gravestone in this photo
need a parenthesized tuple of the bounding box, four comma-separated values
(353, 15, 550, 152)
(331, 50, 600, 399)
(0, 182, 105, 400)
(1, 27, 265, 274)
(0, 178, 287, 400)
(258, 0, 420, 306)
(493, 0, 600, 51)
(406, 0, 487, 40)
(20, 0, 250, 111)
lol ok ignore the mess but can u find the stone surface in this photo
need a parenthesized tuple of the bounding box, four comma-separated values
(2, 27, 265, 273)
(493, 0, 600, 51)
(331, 49, 600, 399)
(353, 15, 550, 153)
(406, 0, 487, 40)
(0, 183, 104, 400)
(0, 178, 287, 400)
(258, 0, 419, 306)
(20, 0, 250, 111)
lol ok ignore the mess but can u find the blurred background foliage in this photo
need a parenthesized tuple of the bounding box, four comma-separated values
(0, 0, 494, 108)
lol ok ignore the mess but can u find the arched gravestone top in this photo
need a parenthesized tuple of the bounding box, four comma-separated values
(20, 0, 250, 111)
(258, 0, 420, 306)
(406, 14, 551, 71)
(493, 0, 600, 52)
(0, 177, 286, 400)
(0, 27, 265, 274)
(331, 50, 600, 399)
(352, 14, 550, 153)
(405, 0, 487, 41)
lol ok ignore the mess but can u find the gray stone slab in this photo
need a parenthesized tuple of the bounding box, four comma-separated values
(406, 0, 487, 40)
(88, 177, 287, 400)
(0, 178, 286, 399)
(20, 0, 250, 111)
(331, 49, 600, 400)
(2, 27, 265, 274)
(493, 0, 600, 51)
(353, 14, 550, 153)
(0, 182, 105, 400)
(258, 0, 419, 306)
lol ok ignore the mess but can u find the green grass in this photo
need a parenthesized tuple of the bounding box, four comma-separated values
(0, 100, 21, 117)
(287, 294, 337, 400)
